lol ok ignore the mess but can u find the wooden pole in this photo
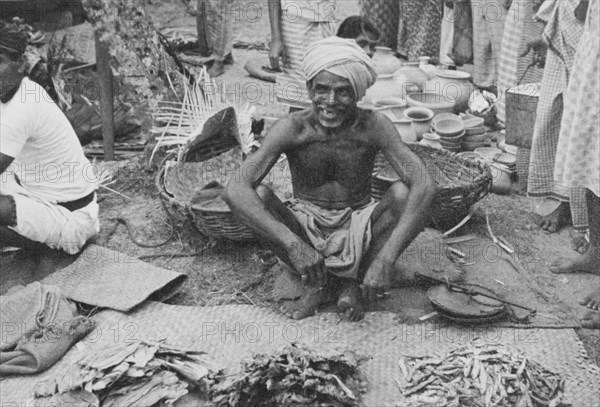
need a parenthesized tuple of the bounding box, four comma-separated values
(94, 31, 115, 161)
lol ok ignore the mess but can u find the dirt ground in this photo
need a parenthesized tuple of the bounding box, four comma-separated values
(12, 0, 600, 368)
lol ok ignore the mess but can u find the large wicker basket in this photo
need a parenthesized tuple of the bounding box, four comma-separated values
(156, 148, 257, 241)
(156, 149, 293, 242)
(372, 143, 492, 230)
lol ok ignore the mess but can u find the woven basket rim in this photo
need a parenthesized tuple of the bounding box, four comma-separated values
(374, 143, 491, 185)
(190, 202, 232, 213)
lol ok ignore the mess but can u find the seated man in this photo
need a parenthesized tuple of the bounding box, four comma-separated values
(1, 21, 99, 255)
(224, 37, 435, 321)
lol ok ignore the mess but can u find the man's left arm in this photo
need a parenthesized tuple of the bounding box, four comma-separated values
(362, 115, 436, 299)
(376, 118, 435, 261)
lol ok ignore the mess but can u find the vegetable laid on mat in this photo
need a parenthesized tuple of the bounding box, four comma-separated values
(34, 339, 220, 406)
(210, 344, 367, 407)
(396, 340, 566, 407)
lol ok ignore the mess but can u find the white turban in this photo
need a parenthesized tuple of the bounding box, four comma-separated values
(303, 37, 377, 100)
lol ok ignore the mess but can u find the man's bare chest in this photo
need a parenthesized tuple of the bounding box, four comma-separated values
(287, 137, 377, 181)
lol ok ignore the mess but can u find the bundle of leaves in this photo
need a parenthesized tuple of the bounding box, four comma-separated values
(34, 339, 220, 407)
(210, 345, 367, 407)
(397, 339, 566, 407)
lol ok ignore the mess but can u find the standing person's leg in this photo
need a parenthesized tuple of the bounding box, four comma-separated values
(570, 186, 590, 253)
(578, 191, 600, 328)
(197, 0, 234, 77)
(527, 51, 569, 232)
(550, 189, 600, 275)
(439, 2, 454, 65)
(471, 0, 493, 86)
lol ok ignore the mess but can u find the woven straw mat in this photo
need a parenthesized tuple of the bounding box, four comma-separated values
(41, 244, 187, 312)
(2, 303, 599, 406)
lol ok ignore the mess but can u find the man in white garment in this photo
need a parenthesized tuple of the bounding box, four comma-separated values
(1, 21, 99, 255)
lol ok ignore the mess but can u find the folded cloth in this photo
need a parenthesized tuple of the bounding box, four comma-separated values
(0, 282, 95, 376)
(286, 198, 378, 279)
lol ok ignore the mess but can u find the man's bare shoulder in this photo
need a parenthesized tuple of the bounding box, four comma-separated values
(355, 108, 396, 139)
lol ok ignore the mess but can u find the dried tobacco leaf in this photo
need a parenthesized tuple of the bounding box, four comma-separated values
(35, 339, 218, 407)
(210, 344, 365, 407)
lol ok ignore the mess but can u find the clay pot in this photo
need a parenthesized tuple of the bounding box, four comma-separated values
(426, 69, 474, 113)
(419, 133, 443, 149)
(372, 46, 402, 76)
(406, 92, 456, 116)
(376, 103, 407, 121)
(393, 62, 429, 98)
(474, 147, 502, 163)
(392, 118, 416, 143)
(434, 117, 465, 137)
(363, 74, 405, 105)
(405, 106, 434, 141)
(489, 163, 512, 195)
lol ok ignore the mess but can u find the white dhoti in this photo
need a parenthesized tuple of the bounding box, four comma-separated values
(2, 175, 99, 254)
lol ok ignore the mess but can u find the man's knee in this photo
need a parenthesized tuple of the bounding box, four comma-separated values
(256, 184, 276, 205)
(386, 182, 409, 218)
(0, 195, 17, 227)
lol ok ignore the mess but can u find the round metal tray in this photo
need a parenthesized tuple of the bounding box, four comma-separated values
(427, 284, 505, 318)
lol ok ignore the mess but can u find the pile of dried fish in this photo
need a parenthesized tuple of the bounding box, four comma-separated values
(34, 340, 219, 406)
(210, 344, 366, 407)
(397, 341, 566, 407)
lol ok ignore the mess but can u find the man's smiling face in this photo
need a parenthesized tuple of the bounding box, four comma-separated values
(308, 71, 358, 128)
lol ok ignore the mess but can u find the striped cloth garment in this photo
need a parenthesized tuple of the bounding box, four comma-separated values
(527, 0, 588, 230)
(554, 0, 600, 200)
(470, 0, 508, 87)
(198, 0, 234, 60)
(496, 0, 545, 123)
(275, 0, 337, 109)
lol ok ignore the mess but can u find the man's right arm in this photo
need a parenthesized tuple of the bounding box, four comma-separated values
(223, 118, 298, 248)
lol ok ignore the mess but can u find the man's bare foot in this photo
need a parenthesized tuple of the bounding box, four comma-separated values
(539, 202, 570, 233)
(571, 231, 590, 254)
(280, 287, 327, 320)
(580, 290, 600, 310)
(208, 61, 225, 78)
(549, 247, 600, 274)
(336, 279, 365, 322)
(581, 311, 600, 329)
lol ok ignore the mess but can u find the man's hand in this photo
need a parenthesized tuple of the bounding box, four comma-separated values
(286, 239, 327, 288)
(521, 38, 548, 67)
(269, 38, 288, 71)
(361, 257, 393, 304)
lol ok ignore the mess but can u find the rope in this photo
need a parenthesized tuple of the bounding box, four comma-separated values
(104, 154, 177, 249)
(115, 194, 176, 248)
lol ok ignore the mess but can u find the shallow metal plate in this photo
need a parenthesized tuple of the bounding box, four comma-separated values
(427, 284, 504, 318)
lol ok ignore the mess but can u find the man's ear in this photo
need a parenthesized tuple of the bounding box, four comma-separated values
(306, 79, 315, 96)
